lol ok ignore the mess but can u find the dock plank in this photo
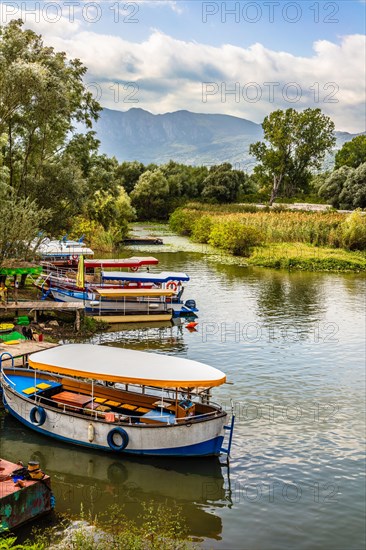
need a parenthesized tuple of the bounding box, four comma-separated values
(0, 301, 84, 311)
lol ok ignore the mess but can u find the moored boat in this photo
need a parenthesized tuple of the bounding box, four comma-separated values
(50, 282, 197, 318)
(50, 287, 178, 322)
(0, 344, 234, 457)
(34, 237, 94, 267)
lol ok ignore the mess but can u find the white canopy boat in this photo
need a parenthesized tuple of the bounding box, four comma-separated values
(1, 344, 234, 457)
(35, 238, 94, 260)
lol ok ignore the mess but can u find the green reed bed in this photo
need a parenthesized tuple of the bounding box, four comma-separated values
(170, 207, 366, 271)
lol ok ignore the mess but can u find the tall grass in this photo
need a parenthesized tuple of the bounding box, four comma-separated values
(169, 207, 366, 270)
(170, 208, 365, 250)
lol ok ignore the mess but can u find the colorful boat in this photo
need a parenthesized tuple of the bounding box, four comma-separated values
(1, 344, 234, 457)
(35, 237, 94, 266)
(0, 457, 54, 533)
(49, 271, 198, 317)
(50, 287, 176, 322)
(35, 256, 160, 290)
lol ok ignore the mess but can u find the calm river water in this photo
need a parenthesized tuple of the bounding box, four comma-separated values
(1, 225, 365, 549)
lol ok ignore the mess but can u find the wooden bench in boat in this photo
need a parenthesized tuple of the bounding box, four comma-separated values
(51, 391, 93, 411)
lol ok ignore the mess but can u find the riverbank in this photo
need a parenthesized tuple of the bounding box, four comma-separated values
(247, 243, 366, 271)
(169, 206, 366, 272)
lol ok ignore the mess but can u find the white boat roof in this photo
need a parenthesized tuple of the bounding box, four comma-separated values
(28, 344, 226, 388)
(101, 271, 190, 283)
(36, 239, 94, 257)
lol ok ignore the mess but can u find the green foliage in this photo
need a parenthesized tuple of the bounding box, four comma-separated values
(208, 219, 264, 256)
(339, 163, 366, 210)
(341, 210, 366, 250)
(0, 20, 100, 200)
(131, 169, 171, 220)
(250, 108, 336, 204)
(0, 536, 44, 549)
(169, 208, 200, 235)
(171, 206, 366, 255)
(129, 162, 210, 220)
(0, 181, 48, 264)
(116, 161, 146, 194)
(319, 163, 366, 209)
(13, 502, 197, 550)
(317, 166, 351, 207)
(191, 216, 213, 243)
(248, 243, 366, 272)
(335, 135, 366, 169)
(201, 163, 250, 203)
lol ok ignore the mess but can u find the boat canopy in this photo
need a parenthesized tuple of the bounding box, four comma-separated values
(28, 344, 227, 388)
(101, 271, 190, 283)
(84, 257, 159, 269)
(94, 288, 175, 298)
(36, 238, 94, 257)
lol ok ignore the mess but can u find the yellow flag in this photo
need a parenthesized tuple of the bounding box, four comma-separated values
(76, 255, 85, 289)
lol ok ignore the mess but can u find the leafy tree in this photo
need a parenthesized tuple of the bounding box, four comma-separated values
(0, 19, 100, 213)
(335, 135, 366, 169)
(319, 164, 366, 209)
(116, 161, 146, 194)
(64, 131, 101, 178)
(339, 163, 366, 209)
(0, 133, 47, 263)
(131, 170, 170, 220)
(201, 163, 248, 203)
(89, 187, 135, 232)
(341, 210, 366, 250)
(318, 166, 352, 207)
(161, 160, 208, 200)
(250, 108, 336, 204)
(0, 182, 48, 263)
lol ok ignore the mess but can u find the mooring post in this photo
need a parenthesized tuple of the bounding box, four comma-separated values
(76, 310, 80, 332)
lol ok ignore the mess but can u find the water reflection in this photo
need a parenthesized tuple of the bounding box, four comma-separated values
(1, 414, 226, 540)
(89, 325, 188, 355)
(251, 270, 323, 321)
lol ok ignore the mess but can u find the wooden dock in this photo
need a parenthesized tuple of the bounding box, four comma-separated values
(0, 301, 84, 312)
(0, 341, 58, 367)
(0, 301, 84, 329)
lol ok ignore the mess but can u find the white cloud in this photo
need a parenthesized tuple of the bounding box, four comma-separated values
(0, 2, 365, 132)
(41, 29, 365, 132)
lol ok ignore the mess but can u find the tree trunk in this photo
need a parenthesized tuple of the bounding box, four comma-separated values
(269, 174, 283, 206)
(20, 273, 28, 288)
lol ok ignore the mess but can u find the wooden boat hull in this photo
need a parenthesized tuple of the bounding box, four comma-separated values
(2, 378, 226, 457)
(50, 289, 194, 317)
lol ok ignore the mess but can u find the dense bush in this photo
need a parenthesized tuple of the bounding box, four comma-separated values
(191, 216, 213, 243)
(319, 163, 366, 209)
(341, 210, 366, 250)
(209, 220, 264, 256)
(170, 206, 366, 256)
(169, 208, 200, 235)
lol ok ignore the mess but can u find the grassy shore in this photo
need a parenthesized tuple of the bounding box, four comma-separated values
(170, 205, 366, 272)
(247, 243, 366, 272)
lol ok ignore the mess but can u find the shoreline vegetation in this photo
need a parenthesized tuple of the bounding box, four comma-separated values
(169, 204, 366, 272)
(0, 502, 198, 550)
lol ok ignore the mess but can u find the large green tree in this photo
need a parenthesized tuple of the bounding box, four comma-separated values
(131, 170, 171, 220)
(335, 135, 366, 170)
(201, 163, 249, 203)
(318, 163, 366, 209)
(250, 108, 336, 205)
(0, 20, 100, 204)
(0, 135, 47, 263)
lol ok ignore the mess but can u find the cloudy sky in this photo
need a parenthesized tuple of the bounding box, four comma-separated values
(1, 0, 365, 132)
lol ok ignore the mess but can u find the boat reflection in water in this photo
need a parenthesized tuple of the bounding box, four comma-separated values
(2, 414, 227, 541)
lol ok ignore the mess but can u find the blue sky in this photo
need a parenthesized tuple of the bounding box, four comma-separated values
(1, 1, 365, 131)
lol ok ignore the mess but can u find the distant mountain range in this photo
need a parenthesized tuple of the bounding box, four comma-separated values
(93, 108, 363, 170)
